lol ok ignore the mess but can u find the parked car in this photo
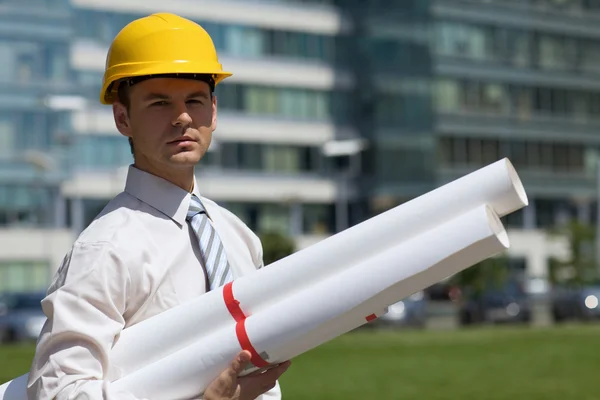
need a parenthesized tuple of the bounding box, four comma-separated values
(551, 284, 600, 323)
(367, 291, 427, 329)
(425, 280, 461, 302)
(458, 279, 532, 326)
(0, 291, 47, 343)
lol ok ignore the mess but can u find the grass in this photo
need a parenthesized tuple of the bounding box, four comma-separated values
(278, 325, 600, 400)
(2, 325, 599, 399)
(0, 344, 35, 383)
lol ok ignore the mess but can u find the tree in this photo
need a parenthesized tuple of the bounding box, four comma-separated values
(547, 219, 598, 286)
(448, 255, 511, 299)
(259, 231, 296, 266)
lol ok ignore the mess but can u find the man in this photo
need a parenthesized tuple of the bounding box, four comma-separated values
(27, 12, 290, 400)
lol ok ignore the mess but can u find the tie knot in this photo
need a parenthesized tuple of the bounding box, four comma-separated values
(187, 195, 206, 221)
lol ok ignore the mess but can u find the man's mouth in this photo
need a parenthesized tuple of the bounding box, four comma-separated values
(168, 136, 196, 144)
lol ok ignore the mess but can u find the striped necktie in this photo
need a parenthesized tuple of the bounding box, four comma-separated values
(186, 195, 233, 290)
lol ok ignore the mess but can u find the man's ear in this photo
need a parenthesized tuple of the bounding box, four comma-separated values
(113, 102, 132, 138)
(211, 94, 218, 131)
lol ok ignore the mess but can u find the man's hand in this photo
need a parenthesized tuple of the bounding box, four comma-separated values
(203, 350, 291, 400)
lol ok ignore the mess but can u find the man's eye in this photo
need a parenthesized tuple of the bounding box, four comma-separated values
(187, 99, 203, 105)
(151, 101, 168, 106)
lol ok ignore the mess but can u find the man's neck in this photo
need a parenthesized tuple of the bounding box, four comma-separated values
(133, 161, 195, 193)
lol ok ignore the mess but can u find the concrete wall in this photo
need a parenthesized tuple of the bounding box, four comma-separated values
(0, 228, 75, 277)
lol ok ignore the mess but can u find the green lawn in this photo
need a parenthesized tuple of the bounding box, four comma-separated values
(2, 325, 599, 399)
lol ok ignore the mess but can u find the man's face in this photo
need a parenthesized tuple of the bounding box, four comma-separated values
(113, 77, 216, 177)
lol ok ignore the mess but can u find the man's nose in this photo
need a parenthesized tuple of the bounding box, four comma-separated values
(172, 103, 193, 127)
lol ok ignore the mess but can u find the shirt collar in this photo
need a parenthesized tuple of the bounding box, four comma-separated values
(124, 165, 201, 226)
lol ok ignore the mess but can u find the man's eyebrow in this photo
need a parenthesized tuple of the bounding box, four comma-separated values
(143, 92, 210, 101)
(188, 91, 210, 100)
(144, 93, 170, 101)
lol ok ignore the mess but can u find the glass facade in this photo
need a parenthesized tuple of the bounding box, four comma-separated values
(434, 19, 600, 75)
(0, 6, 75, 232)
(432, 1, 600, 237)
(4, 0, 600, 296)
(434, 22, 532, 67)
(470, 0, 600, 12)
(76, 136, 132, 170)
(74, 10, 337, 62)
(76, 77, 351, 125)
(438, 136, 588, 174)
(435, 78, 600, 123)
(218, 143, 324, 174)
(225, 202, 335, 236)
(0, 183, 54, 227)
(0, 261, 50, 292)
(341, 0, 436, 201)
(217, 84, 350, 122)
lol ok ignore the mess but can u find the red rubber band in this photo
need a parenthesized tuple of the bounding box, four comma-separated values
(222, 282, 269, 368)
(235, 319, 269, 368)
(223, 282, 246, 322)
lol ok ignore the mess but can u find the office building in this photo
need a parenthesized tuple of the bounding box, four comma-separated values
(1, 0, 598, 292)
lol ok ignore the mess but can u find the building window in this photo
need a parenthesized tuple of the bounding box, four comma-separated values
(217, 83, 346, 122)
(257, 204, 290, 235)
(75, 136, 132, 169)
(436, 78, 600, 123)
(225, 25, 265, 58)
(0, 114, 15, 158)
(537, 35, 570, 71)
(439, 136, 587, 173)
(0, 261, 50, 292)
(0, 184, 53, 227)
(44, 44, 70, 82)
(435, 80, 510, 115)
(580, 40, 600, 74)
(435, 22, 492, 62)
(435, 79, 460, 113)
(504, 30, 532, 68)
(303, 204, 335, 234)
(220, 143, 321, 173)
(16, 49, 38, 83)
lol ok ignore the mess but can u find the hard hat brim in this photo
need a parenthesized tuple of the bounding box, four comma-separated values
(100, 60, 232, 104)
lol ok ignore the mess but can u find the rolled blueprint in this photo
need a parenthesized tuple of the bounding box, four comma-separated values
(110, 204, 509, 399)
(0, 158, 527, 400)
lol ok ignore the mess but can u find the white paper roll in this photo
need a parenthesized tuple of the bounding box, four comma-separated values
(110, 204, 508, 399)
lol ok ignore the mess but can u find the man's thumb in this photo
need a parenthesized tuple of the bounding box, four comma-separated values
(230, 350, 252, 376)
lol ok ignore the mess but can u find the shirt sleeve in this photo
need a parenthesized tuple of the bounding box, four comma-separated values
(27, 240, 146, 400)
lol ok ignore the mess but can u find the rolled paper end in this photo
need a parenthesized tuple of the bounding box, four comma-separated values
(484, 205, 510, 249)
(503, 157, 529, 208)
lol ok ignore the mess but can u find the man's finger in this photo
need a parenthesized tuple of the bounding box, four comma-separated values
(241, 361, 291, 397)
(229, 350, 252, 377)
(259, 360, 291, 381)
(242, 360, 291, 386)
(244, 361, 288, 377)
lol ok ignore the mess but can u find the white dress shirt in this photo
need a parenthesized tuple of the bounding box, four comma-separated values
(26, 165, 281, 400)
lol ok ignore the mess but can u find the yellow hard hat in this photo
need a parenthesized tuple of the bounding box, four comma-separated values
(100, 12, 232, 105)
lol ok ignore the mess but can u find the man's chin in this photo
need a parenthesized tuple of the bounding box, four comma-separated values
(167, 151, 203, 166)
